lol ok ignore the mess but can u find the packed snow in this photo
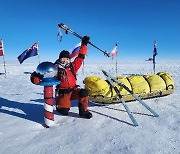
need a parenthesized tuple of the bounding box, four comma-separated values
(0, 60, 180, 154)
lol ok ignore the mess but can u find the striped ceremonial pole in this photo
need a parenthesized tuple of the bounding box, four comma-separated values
(33, 62, 60, 128)
(44, 86, 54, 128)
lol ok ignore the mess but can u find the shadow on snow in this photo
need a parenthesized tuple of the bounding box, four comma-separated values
(0, 97, 152, 126)
(0, 97, 44, 124)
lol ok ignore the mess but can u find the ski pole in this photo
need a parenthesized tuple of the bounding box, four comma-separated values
(103, 71, 138, 126)
(102, 70, 159, 117)
(58, 23, 110, 57)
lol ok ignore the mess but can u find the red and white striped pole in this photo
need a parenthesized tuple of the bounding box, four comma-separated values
(31, 61, 60, 128)
(44, 86, 54, 128)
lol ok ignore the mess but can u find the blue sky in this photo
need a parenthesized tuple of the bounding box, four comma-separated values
(1, 0, 180, 62)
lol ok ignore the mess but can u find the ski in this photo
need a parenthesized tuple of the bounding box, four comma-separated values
(104, 72, 138, 126)
(102, 70, 159, 117)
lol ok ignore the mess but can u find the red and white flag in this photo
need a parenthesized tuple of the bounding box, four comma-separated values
(0, 40, 4, 56)
(111, 43, 118, 60)
(70, 42, 81, 58)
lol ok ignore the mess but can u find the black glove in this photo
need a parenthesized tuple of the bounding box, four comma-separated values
(31, 71, 44, 79)
(30, 71, 44, 85)
(82, 35, 90, 46)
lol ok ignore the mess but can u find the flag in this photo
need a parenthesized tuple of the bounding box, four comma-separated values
(152, 41, 157, 74)
(153, 41, 157, 57)
(111, 43, 118, 60)
(70, 42, 81, 58)
(0, 40, 4, 56)
(17, 43, 38, 64)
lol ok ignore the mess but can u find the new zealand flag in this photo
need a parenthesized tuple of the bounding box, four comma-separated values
(17, 43, 38, 64)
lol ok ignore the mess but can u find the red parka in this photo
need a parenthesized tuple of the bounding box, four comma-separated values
(55, 45, 87, 89)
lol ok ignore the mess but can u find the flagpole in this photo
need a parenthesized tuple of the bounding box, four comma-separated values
(82, 61, 85, 75)
(3, 56, 7, 78)
(82, 42, 84, 75)
(111, 42, 118, 77)
(37, 41, 40, 64)
(1, 39, 7, 77)
(82, 50, 87, 75)
(115, 42, 118, 77)
(153, 56, 155, 74)
(115, 55, 118, 77)
(153, 40, 157, 74)
(38, 51, 40, 64)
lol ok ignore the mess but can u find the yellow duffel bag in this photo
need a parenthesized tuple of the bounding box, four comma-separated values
(116, 76, 132, 95)
(83, 76, 112, 97)
(144, 74, 166, 92)
(157, 72, 174, 90)
(127, 75, 150, 94)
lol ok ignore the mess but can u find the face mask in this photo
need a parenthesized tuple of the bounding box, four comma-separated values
(59, 62, 70, 68)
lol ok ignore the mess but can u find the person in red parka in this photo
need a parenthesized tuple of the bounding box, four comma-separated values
(54, 36, 92, 119)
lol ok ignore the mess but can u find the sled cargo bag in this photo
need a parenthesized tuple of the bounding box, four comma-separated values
(127, 75, 150, 94)
(83, 76, 112, 97)
(144, 74, 166, 92)
(116, 76, 132, 95)
(157, 72, 174, 90)
(83, 72, 174, 104)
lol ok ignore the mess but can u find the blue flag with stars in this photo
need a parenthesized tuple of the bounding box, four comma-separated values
(17, 43, 38, 64)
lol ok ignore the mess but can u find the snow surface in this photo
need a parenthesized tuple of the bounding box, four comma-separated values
(0, 60, 180, 154)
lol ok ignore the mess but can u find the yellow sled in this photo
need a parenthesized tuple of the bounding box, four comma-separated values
(83, 72, 174, 104)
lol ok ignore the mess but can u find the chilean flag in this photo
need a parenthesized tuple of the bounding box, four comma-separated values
(111, 43, 118, 60)
(70, 42, 81, 58)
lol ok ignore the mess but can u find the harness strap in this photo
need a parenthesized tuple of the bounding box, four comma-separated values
(55, 87, 75, 96)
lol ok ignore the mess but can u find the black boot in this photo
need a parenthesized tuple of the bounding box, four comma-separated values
(56, 108, 70, 116)
(78, 103, 92, 119)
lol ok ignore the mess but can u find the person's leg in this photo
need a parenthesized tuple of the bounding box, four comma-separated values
(56, 93, 71, 115)
(71, 88, 92, 119)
